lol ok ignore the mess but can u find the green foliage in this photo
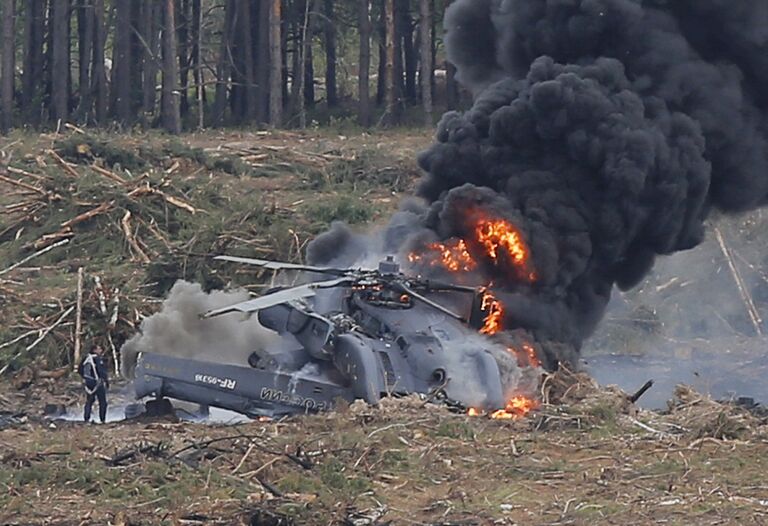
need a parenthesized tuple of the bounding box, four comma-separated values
(303, 196, 373, 226)
(305, 150, 409, 193)
(435, 419, 476, 440)
(319, 459, 371, 494)
(56, 134, 148, 171)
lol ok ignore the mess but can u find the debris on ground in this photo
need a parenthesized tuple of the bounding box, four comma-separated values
(1, 381, 767, 525)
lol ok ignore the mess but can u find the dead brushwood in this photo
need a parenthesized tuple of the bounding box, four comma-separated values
(667, 385, 757, 440)
(0, 129, 427, 381)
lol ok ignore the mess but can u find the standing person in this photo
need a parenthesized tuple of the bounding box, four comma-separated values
(78, 345, 109, 423)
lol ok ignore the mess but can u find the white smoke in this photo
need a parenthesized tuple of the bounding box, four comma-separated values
(121, 280, 277, 377)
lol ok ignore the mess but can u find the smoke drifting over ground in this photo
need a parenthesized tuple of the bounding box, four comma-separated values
(311, 0, 768, 368)
(121, 281, 276, 377)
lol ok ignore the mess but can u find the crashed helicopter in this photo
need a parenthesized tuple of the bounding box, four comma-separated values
(132, 254, 539, 418)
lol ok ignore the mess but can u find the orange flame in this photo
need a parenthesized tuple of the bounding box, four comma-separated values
(408, 217, 534, 280)
(480, 289, 504, 335)
(490, 396, 539, 419)
(475, 218, 535, 281)
(408, 239, 476, 272)
(476, 219, 528, 264)
(466, 396, 538, 419)
(521, 343, 541, 368)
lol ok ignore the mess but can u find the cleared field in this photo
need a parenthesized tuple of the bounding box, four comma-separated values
(1, 372, 767, 525)
(2, 130, 767, 526)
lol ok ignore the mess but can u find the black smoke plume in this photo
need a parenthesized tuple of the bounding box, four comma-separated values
(311, 0, 768, 368)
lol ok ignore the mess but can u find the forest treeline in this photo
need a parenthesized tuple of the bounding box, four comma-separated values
(0, 0, 463, 134)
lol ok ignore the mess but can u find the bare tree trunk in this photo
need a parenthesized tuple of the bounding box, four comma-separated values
(129, 1, 143, 115)
(21, 0, 34, 116)
(92, 0, 107, 123)
(430, 0, 436, 98)
(113, 1, 132, 123)
(358, 0, 371, 127)
(213, 0, 235, 125)
(384, 0, 397, 125)
(176, 0, 189, 117)
(269, 0, 282, 127)
(376, 0, 385, 106)
(51, 0, 69, 123)
(192, 0, 203, 128)
(293, 0, 311, 128)
(322, 0, 337, 107)
(419, 0, 432, 126)
(303, 22, 315, 108)
(445, 0, 459, 111)
(23, 0, 45, 125)
(76, 0, 94, 122)
(280, 6, 289, 106)
(1, 0, 15, 132)
(398, 0, 416, 103)
(162, 0, 181, 133)
(240, 0, 256, 122)
(141, 0, 160, 122)
(256, 1, 270, 123)
(392, 0, 404, 106)
(228, 4, 243, 119)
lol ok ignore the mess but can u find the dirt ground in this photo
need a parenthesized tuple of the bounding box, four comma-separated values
(2, 129, 768, 525)
(2, 371, 768, 526)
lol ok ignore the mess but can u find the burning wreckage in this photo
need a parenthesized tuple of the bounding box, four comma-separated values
(126, 0, 768, 421)
(130, 215, 543, 420)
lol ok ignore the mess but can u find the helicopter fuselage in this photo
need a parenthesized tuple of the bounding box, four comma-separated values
(134, 284, 506, 416)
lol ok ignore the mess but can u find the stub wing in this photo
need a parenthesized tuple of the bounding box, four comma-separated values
(201, 277, 353, 318)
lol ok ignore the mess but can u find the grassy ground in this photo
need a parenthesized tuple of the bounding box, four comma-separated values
(1, 373, 767, 525)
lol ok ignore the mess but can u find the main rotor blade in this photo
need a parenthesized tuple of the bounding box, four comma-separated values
(393, 283, 465, 322)
(418, 279, 478, 294)
(214, 255, 347, 276)
(202, 277, 352, 318)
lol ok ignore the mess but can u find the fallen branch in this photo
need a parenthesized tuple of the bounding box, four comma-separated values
(0, 306, 75, 375)
(31, 230, 74, 250)
(0, 329, 40, 350)
(107, 332, 120, 378)
(64, 122, 86, 135)
(108, 288, 120, 329)
(255, 476, 283, 497)
(0, 238, 70, 276)
(94, 275, 108, 315)
(38, 367, 69, 380)
(91, 164, 127, 185)
(107, 443, 166, 467)
(73, 267, 84, 372)
(6, 165, 52, 183)
(627, 416, 668, 436)
(128, 183, 196, 214)
(0, 173, 48, 196)
(3, 201, 37, 213)
(121, 210, 150, 263)
(47, 149, 80, 178)
(714, 227, 763, 336)
(157, 191, 196, 214)
(61, 201, 113, 229)
(232, 443, 255, 474)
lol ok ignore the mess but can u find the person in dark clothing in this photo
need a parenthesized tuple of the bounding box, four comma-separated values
(78, 345, 109, 423)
